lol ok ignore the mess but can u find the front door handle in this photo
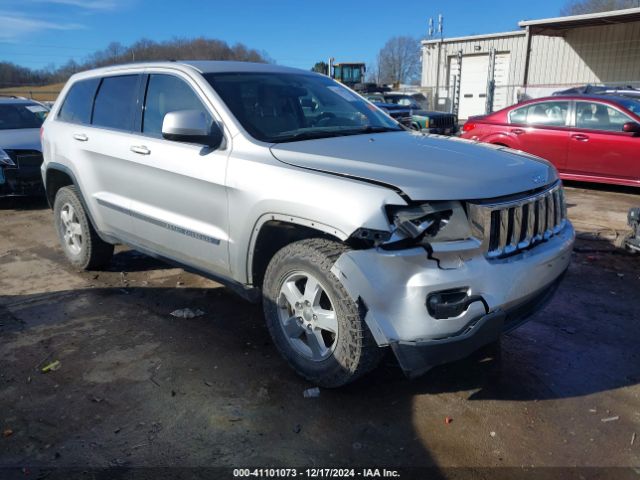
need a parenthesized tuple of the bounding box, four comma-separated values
(571, 134, 589, 142)
(511, 128, 525, 135)
(73, 133, 88, 142)
(130, 145, 151, 155)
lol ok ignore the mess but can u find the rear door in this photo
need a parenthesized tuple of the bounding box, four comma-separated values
(48, 75, 140, 240)
(125, 71, 230, 276)
(82, 74, 143, 241)
(566, 100, 640, 183)
(507, 100, 571, 171)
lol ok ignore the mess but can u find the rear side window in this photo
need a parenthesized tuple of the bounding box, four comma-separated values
(509, 101, 569, 127)
(142, 74, 212, 137)
(92, 75, 139, 131)
(58, 78, 100, 124)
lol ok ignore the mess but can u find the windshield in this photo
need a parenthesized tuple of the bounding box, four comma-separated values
(0, 103, 47, 130)
(384, 95, 420, 108)
(616, 97, 640, 116)
(204, 72, 402, 143)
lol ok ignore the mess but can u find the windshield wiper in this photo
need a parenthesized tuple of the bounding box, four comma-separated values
(356, 125, 404, 133)
(271, 126, 403, 143)
(271, 130, 357, 143)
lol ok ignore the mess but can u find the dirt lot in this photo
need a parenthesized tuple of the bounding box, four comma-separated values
(1, 182, 639, 479)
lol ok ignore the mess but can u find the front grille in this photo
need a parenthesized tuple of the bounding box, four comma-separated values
(467, 181, 567, 258)
(4, 149, 43, 168)
(430, 115, 456, 129)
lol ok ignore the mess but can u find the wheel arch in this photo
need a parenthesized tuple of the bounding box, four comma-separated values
(44, 163, 75, 208)
(45, 163, 116, 245)
(247, 214, 347, 289)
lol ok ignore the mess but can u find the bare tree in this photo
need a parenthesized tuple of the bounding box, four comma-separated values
(561, 0, 639, 15)
(0, 37, 272, 88)
(311, 61, 329, 75)
(365, 57, 381, 84)
(376, 36, 421, 86)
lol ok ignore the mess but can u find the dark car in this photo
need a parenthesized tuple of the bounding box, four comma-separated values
(0, 97, 49, 197)
(553, 84, 640, 100)
(461, 94, 640, 188)
(366, 92, 458, 135)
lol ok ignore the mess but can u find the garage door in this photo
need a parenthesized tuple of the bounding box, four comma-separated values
(458, 55, 489, 120)
(450, 53, 512, 120)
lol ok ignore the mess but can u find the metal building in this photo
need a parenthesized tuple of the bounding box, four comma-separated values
(421, 7, 640, 119)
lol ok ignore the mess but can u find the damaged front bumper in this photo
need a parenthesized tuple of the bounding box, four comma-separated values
(331, 222, 575, 377)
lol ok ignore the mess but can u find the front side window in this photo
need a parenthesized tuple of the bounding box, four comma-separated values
(92, 75, 139, 131)
(204, 72, 402, 143)
(576, 102, 634, 132)
(143, 74, 212, 137)
(509, 101, 569, 127)
(0, 103, 46, 130)
(58, 78, 100, 125)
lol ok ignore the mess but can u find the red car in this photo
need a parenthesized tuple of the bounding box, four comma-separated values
(461, 95, 640, 188)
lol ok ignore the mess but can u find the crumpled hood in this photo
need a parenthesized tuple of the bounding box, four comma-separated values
(270, 132, 556, 200)
(0, 129, 41, 151)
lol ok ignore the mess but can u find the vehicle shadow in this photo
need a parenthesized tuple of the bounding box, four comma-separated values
(0, 196, 48, 211)
(107, 249, 173, 273)
(563, 180, 640, 196)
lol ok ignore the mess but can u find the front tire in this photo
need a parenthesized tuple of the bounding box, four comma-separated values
(53, 186, 114, 270)
(262, 239, 384, 387)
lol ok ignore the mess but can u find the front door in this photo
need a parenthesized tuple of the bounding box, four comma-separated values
(566, 101, 640, 183)
(125, 72, 231, 277)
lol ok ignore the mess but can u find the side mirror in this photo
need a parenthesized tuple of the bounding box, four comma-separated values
(162, 110, 223, 148)
(622, 122, 640, 134)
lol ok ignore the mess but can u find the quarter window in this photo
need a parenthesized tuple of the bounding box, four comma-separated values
(142, 74, 212, 137)
(576, 102, 633, 132)
(92, 75, 139, 131)
(58, 78, 100, 125)
(509, 101, 569, 127)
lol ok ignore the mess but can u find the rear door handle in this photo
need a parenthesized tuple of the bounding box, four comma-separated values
(73, 133, 88, 142)
(571, 134, 589, 141)
(511, 128, 525, 135)
(130, 145, 150, 155)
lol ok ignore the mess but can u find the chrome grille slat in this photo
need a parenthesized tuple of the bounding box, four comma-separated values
(536, 198, 545, 240)
(468, 181, 567, 259)
(511, 205, 523, 250)
(498, 209, 509, 252)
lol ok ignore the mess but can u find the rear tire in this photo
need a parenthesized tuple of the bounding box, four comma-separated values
(262, 238, 384, 387)
(53, 186, 114, 270)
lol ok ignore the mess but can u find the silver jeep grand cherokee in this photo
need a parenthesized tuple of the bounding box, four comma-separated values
(41, 61, 574, 387)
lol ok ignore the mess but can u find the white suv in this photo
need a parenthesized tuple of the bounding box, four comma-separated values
(41, 61, 574, 386)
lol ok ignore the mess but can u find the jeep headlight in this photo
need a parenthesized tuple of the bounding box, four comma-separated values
(383, 201, 471, 249)
(0, 148, 15, 167)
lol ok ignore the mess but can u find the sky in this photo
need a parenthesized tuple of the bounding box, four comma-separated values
(0, 0, 568, 72)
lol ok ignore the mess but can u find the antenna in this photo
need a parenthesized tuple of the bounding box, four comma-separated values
(438, 14, 444, 40)
(428, 18, 434, 39)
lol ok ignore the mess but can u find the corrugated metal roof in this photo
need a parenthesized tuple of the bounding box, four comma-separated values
(421, 31, 524, 45)
(519, 7, 640, 36)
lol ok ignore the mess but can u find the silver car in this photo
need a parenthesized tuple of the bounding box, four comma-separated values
(41, 61, 574, 387)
